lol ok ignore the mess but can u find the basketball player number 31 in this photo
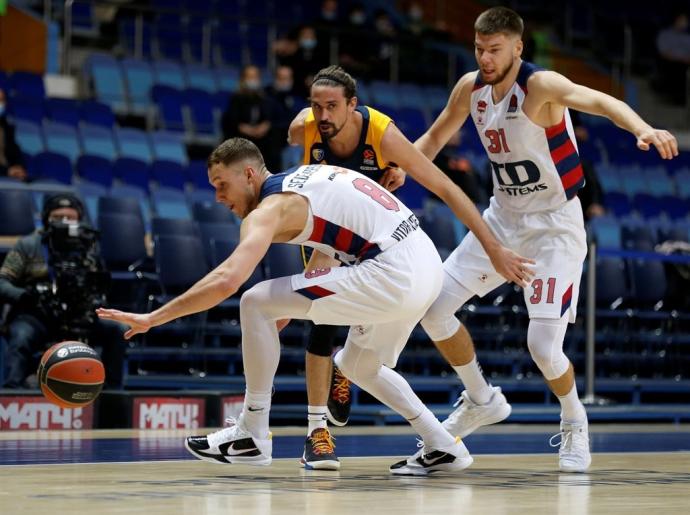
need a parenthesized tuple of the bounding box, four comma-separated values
(530, 277, 556, 304)
(485, 128, 511, 153)
(353, 178, 400, 211)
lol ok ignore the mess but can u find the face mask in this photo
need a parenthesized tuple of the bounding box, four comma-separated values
(275, 81, 293, 92)
(322, 10, 336, 20)
(350, 12, 366, 25)
(0, 103, 5, 117)
(300, 38, 317, 50)
(244, 79, 261, 91)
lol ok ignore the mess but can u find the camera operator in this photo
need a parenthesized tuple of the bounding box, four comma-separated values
(0, 193, 126, 389)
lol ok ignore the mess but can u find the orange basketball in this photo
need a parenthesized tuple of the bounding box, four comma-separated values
(37, 341, 105, 409)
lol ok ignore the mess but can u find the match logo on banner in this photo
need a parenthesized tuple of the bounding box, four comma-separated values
(0, 396, 94, 430)
(133, 397, 205, 429)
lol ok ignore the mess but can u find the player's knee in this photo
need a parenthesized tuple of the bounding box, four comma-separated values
(420, 309, 462, 342)
(306, 324, 338, 357)
(334, 345, 378, 384)
(239, 282, 270, 317)
(527, 318, 569, 380)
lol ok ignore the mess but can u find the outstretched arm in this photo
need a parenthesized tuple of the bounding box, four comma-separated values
(97, 206, 280, 339)
(532, 71, 678, 159)
(381, 122, 535, 287)
(287, 107, 310, 147)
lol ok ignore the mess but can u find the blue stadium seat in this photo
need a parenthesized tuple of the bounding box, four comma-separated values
(603, 191, 632, 217)
(660, 195, 690, 219)
(86, 53, 128, 113)
(43, 121, 81, 163)
(154, 16, 185, 62)
(151, 85, 187, 133)
(154, 234, 209, 295)
(184, 88, 218, 142)
(151, 159, 187, 190)
(200, 222, 240, 266)
(79, 123, 118, 161)
(79, 100, 116, 128)
(109, 185, 151, 228)
(152, 216, 198, 237)
(398, 82, 427, 110)
(419, 212, 458, 256)
(214, 68, 239, 93)
(119, 18, 153, 58)
(7, 71, 45, 99)
(193, 201, 237, 224)
(396, 107, 427, 142)
(629, 258, 667, 309)
(184, 64, 218, 93)
(596, 257, 629, 308)
(116, 127, 154, 162)
(185, 160, 212, 190)
(14, 121, 45, 156)
(621, 217, 656, 250)
(151, 187, 192, 219)
(674, 169, 690, 198)
(0, 190, 35, 236)
(98, 213, 148, 271)
(150, 130, 188, 165)
(45, 98, 80, 127)
(370, 80, 401, 108)
(30, 151, 73, 184)
(113, 157, 151, 193)
(121, 58, 155, 115)
(631, 193, 664, 219)
(8, 97, 44, 124)
(77, 155, 114, 188)
(152, 60, 186, 90)
(76, 182, 107, 224)
(99, 195, 145, 222)
(588, 216, 622, 249)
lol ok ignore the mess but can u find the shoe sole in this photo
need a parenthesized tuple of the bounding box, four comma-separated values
(184, 440, 272, 466)
(390, 454, 474, 476)
(325, 408, 349, 427)
(300, 458, 341, 471)
(559, 457, 592, 473)
(445, 401, 513, 438)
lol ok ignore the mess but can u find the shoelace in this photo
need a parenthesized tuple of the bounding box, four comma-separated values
(309, 429, 336, 455)
(331, 368, 351, 404)
(549, 430, 573, 452)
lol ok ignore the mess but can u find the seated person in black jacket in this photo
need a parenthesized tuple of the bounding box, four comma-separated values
(0, 193, 126, 388)
(0, 88, 28, 181)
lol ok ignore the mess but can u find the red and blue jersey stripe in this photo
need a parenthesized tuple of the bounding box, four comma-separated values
(295, 284, 336, 300)
(308, 216, 382, 262)
(545, 117, 585, 200)
(560, 283, 573, 317)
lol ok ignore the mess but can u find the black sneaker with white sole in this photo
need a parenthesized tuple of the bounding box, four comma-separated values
(390, 437, 473, 476)
(300, 427, 340, 470)
(185, 418, 272, 466)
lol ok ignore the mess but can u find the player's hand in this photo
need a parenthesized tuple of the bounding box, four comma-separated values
(276, 319, 291, 332)
(636, 127, 678, 160)
(487, 246, 536, 288)
(379, 167, 406, 192)
(96, 308, 153, 340)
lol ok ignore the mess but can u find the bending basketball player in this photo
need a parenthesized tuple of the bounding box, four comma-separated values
(98, 137, 533, 475)
(393, 7, 678, 473)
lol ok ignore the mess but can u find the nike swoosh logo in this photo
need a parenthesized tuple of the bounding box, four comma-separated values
(247, 406, 265, 412)
(223, 442, 260, 456)
(417, 452, 452, 467)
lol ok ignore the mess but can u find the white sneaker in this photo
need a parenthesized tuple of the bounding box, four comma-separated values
(389, 437, 474, 476)
(185, 418, 272, 466)
(442, 386, 512, 438)
(549, 420, 591, 472)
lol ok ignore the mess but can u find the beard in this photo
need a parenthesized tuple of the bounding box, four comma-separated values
(481, 58, 515, 85)
(318, 122, 343, 141)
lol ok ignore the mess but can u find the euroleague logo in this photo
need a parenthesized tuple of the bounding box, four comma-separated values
(476, 100, 487, 125)
(362, 148, 375, 166)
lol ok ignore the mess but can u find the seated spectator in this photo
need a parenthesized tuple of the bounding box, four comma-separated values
(655, 10, 690, 105)
(0, 193, 126, 388)
(266, 65, 303, 166)
(432, 131, 488, 206)
(338, 3, 374, 77)
(221, 65, 279, 169)
(0, 88, 28, 182)
(571, 111, 605, 220)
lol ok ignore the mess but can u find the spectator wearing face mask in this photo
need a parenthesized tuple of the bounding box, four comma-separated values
(265, 65, 305, 163)
(275, 25, 330, 98)
(0, 88, 28, 182)
(339, 3, 373, 77)
(221, 65, 279, 169)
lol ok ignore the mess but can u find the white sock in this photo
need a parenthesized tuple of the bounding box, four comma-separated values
(453, 357, 493, 404)
(408, 407, 456, 450)
(307, 405, 328, 435)
(558, 384, 587, 424)
(240, 390, 272, 438)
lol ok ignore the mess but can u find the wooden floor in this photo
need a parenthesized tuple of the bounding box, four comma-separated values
(1, 426, 689, 515)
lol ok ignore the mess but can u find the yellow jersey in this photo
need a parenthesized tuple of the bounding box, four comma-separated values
(302, 105, 396, 180)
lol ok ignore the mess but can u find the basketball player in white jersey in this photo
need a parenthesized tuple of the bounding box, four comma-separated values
(97, 137, 534, 475)
(393, 7, 678, 473)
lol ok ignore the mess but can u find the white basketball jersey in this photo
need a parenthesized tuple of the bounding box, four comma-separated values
(470, 61, 585, 212)
(259, 164, 421, 265)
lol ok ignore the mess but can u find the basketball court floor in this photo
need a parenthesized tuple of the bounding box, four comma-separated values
(1, 424, 689, 514)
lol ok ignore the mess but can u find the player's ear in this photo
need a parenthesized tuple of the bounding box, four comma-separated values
(348, 96, 358, 111)
(515, 37, 523, 58)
